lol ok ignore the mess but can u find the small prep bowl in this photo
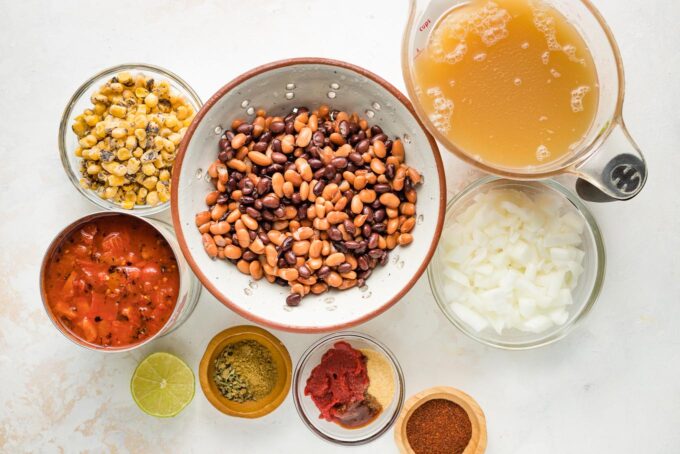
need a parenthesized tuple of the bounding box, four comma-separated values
(40, 211, 202, 352)
(199, 325, 292, 418)
(428, 177, 606, 350)
(292, 332, 405, 446)
(171, 58, 446, 332)
(58, 63, 202, 215)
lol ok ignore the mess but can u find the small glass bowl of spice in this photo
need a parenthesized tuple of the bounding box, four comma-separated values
(59, 63, 201, 215)
(394, 387, 487, 454)
(292, 332, 405, 445)
(199, 325, 292, 418)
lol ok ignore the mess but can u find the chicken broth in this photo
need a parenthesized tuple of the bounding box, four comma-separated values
(413, 0, 599, 168)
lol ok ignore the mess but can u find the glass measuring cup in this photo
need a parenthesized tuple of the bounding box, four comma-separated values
(402, 0, 647, 201)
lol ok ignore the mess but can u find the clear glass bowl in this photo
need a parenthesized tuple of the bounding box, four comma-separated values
(428, 177, 606, 350)
(292, 332, 405, 445)
(58, 63, 202, 216)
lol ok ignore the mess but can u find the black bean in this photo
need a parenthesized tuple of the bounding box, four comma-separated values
(356, 139, 370, 154)
(362, 224, 372, 237)
(261, 221, 272, 230)
(374, 183, 391, 194)
(237, 123, 253, 135)
(371, 199, 382, 209)
(339, 120, 350, 137)
(331, 157, 348, 169)
(242, 179, 254, 195)
(291, 193, 302, 205)
(337, 262, 352, 274)
(298, 265, 311, 278)
(297, 206, 307, 219)
(372, 223, 386, 233)
(217, 194, 229, 205)
(242, 250, 257, 261)
(269, 152, 286, 164)
(368, 249, 383, 259)
(380, 252, 389, 266)
(281, 236, 294, 252)
(368, 233, 379, 249)
(317, 266, 331, 278)
(358, 255, 370, 271)
(272, 139, 282, 153)
(343, 219, 356, 236)
(274, 207, 285, 218)
(218, 150, 229, 162)
(254, 199, 264, 210)
(240, 196, 255, 205)
(261, 195, 280, 209)
(324, 165, 336, 179)
(313, 181, 326, 196)
(263, 164, 281, 175)
(284, 250, 297, 265)
(260, 131, 273, 143)
(308, 158, 323, 169)
(358, 269, 372, 280)
(262, 210, 275, 221)
(328, 227, 342, 241)
(371, 125, 383, 136)
(276, 277, 289, 287)
(225, 131, 235, 141)
(256, 177, 272, 195)
(386, 164, 396, 180)
(344, 241, 360, 250)
(286, 294, 301, 307)
(285, 121, 295, 135)
(348, 152, 363, 166)
(312, 131, 325, 146)
(371, 133, 388, 144)
(258, 232, 270, 244)
(373, 209, 386, 223)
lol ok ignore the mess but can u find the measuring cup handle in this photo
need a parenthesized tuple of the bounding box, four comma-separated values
(572, 120, 647, 202)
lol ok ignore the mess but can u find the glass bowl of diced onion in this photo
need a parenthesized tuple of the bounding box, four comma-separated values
(58, 63, 202, 215)
(428, 176, 605, 350)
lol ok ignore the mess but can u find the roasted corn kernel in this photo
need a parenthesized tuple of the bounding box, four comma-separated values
(72, 71, 195, 208)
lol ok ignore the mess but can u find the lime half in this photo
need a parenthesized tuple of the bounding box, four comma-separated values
(131, 352, 195, 417)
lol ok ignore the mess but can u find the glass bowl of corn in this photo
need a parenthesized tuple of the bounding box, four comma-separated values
(59, 63, 202, 215)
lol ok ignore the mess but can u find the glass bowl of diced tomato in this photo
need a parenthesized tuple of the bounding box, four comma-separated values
(40, 211, 202, 351)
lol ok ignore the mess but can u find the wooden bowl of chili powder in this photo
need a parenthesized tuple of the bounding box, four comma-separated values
(394, 386, 487, 454)
(199, 325, 292, 418)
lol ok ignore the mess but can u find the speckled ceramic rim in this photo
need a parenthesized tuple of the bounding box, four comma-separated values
(171, 57, 447, 333)
(39, 211, 199, 352)
(291, 331, 405, 446)
(427, 176, 606, 350)
(58, 63, 203, 216)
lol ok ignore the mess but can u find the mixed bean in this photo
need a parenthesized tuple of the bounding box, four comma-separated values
(72, 72, 195, 209)
(196, 105, 421, 306)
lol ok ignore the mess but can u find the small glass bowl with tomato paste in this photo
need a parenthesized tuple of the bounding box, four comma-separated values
(292, 332, 405, 446)
(40, 211, 201, 352)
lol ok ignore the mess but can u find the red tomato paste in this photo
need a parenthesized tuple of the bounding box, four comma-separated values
(304, 341, 382, 428)
(43, 215, 179, 347)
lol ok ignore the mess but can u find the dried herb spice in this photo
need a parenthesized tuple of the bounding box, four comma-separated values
(406, 399, 472, 454)
(213, 340, 277, 403)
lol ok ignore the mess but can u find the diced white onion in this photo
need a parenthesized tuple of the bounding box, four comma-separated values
(441, 188, 586, 335)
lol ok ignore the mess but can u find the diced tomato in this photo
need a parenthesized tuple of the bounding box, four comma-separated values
(88, 293, 118, 321)
(140, 264, 161, 284)
(102, 232, 130, 257)
(80, 223, 97, 245)
(111, 321, 136, 346)
(44, 216, 179, 348)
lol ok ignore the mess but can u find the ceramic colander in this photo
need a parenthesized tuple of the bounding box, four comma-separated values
(171, 58, 446, 332)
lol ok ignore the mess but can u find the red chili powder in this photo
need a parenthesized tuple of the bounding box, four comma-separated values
(405, 398, 472, 454)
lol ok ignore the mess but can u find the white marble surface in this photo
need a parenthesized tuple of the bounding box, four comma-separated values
(1, 0, 679, 452)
